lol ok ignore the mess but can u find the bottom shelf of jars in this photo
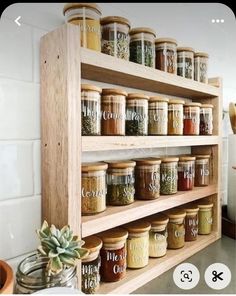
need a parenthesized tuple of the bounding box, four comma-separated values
(98, 231, 220, 294)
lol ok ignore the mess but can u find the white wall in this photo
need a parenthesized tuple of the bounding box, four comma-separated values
(0, 3, 235, 265)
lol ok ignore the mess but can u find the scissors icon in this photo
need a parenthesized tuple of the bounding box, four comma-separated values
(212, 270, 223, 282)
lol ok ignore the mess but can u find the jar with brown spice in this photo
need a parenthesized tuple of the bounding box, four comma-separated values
(178, 156, 195, 191)
(81, 162, 108, 215)
(167, 210, 186, 249)
(155, 38, 177, 74)
(195, 155, 210, 187)
(168, 99, 185, 135)
(183, 102, 201, 135)
(160, 157, 179, 195)
(194, 52, 209, 83)
(198, 202, 213, 234)
(183, 206, 199, 241)
(200, 104, 214, 135)
(177, 47, 194, 79)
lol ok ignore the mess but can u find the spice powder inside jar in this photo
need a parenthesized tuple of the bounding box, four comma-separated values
(183, 102, 201, 135)
(194, 155, 210, 187)
(168, 99, 185, 135)
(183, 206, 199, 241)
(167, 210, 186, 249)
(160, 157, 179, 195)
(198, 202, 213, 234)
(177, 47, 194, 79)
(178, 156, 195, 191)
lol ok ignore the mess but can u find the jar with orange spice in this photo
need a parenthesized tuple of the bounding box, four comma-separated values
(155, 38, 177, 74)
(178, 156, 195, 191)
(168, 99, 185, 135)
(183, 102, 201, 135)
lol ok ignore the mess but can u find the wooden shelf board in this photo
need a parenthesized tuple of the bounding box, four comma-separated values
(80, 48, 220, 99)
(82, 135, 219, 152)
(82, 184, 217, 237)
(98, 232, 219, 294)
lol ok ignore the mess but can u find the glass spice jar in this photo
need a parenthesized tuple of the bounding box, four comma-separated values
(63, 3, 102, 51)
(134, 158, 161, 200)
(106, 160, 136, 206)
(155, 38, 177, 74)
(81, 162, 108, 215)
(160, 157, 179, 195)
(168, 99, 185, 135)
(101, 16, 130, 60)
(195, 155, 210, 187)
(167, 210, 186, 249)
(177, 47, 194, 79)
(101, 88, 127, 135)
(129, 27, 156, 68)
(81, 84, 102, 136)
(183, 102, 201, 135)
(82, 236, 103, 294)
(198, 203, 213, 234)
(178, 156, 195, 191)
(126, 93, 149, 136)
(98, 228, 128, 282)
(149, 214, 169, 258)
(200, 104, 214, 135)
(124, 221, 151, 269)
(148, 96, 169, 135)
(183, 206, 199, 241)
(194, 52, 209, 83)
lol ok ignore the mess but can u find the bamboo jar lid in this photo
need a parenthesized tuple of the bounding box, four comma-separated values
(124, 221, 151, 233)
(127, 93, 149, 100)
(177, 47, 195, 52)
(101, 16, 131, 27)
(179, 156, 196, 162)
(169, 99, 185, 105)
(82, 162, 108, 172)
(167, 209, 186, 220)
(201, 104, 214, 108)
(183, 205, 199, 215)
(198, 202, 214, 209)
(129, 27, 156, 37)
(81, 84, 102, 93)
(63, 3, 102, 15)
(161, 157, 179, 163)
(150, 214, 169, 226)
(133, 157, 161, 166)
(83, 236, 103, 253)
(195, 155, 210, 159)
(149, 96, 169, 103)
(194, 52, 209, 58)
(106, 160, 136, 169)
(155, 37, 177, 45)
(98, 227, 128, 243)
(184, 102, 202, 107)
(102, 88, 127, 96)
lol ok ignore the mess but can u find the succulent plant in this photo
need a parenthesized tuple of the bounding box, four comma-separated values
(36, 220, 89, 275)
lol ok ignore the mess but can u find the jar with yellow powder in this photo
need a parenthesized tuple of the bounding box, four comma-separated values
(167, 210, 186, 249)
(198, 202, 213, 234)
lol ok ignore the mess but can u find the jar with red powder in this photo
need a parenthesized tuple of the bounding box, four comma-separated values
(178, 156, 195, 191)
(183, 102, 201, 135)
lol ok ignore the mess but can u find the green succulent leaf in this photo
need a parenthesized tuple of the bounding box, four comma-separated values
(56, 247, 66, 254)
(49, 256, 63, 274)
(48, 249, 58, 258)
(50, 236, 60, 247)
(76, 248, 89, 258)
(59, 254, 76, 266)
(37, 245, 47, 256)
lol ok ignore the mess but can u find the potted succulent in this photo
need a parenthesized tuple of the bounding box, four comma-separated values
(0, 260, 14, 294)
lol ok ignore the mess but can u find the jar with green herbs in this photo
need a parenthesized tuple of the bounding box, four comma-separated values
(82, 162, 108, 215)
(82, 236, 102, 294)
(194, 52, 209, 83)
(167, 210, 186, 249)
(198, 202, 213, 234)
(195, 155, 210, 187)
(200, 104, 214, 135)
(160, 157, 179, 195)
(106, 160, 135, 206)
(148, 96, 169, 135)
(81, 84, 102, 136)
(101, 16, 130, 60)
(183, 206, 199, 241)
(134, 158, 161, 200)
(129, 27, 156, 68)
(177, 47, 194, 79)
(168, 99, 185, 135)
(155, 38, 177, 74)
(126, 93, 149, 136)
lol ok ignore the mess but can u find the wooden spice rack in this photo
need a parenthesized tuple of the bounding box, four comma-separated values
(40, 24, 222, 294)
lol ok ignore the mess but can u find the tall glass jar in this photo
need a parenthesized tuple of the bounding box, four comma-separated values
(168, 99, 185, 135)
(63, 3, 102, 51)
(98, 228, 128, 282)
(81, 84, 102, 136)
(126, 93, 149, 136)
(183, 102, 201, 135)
(183, 206, 199, 241)
(134, 158, 161, 200)
(81, 162, 108, 215)
(178, 156, 195, 191)
(194, 52, 209, 83)
(148, 96, 169, 135)
(82, 236, 102, 294)
(177, 47, 194, 79)
(198, 203, 213, 234)
(195, 155, 210, 187)
(15, 253, 77, 294)
(167, 210, 186, 249)
(129, 27, 156, 68)
(160, 157, 179, 195)
(101, 16, 130, 60)
(124, 221, 151, 269)
(101, 88, 127, 135)
(200, 104, 214, 135)
(106, 160, 136, 206)
(155, 38, 177, 74)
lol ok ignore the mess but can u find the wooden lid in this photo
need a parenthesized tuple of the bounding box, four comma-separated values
(150, 214, 169, 226)
(98, 227, 128, 243)
(177, 47, 195, 52)
(134, 157, 161, 166)
(82, 162, 108, 172)
(81, 84, 102, 93)
(155, 37, 177, 45)
(167, 209, 186, 219)
(127, 93, 149, 100)
(63, 3, 102, 15)
(194, 52, 209, 58)
(183, 205, 199, 213)
(129, 27, 156, 37)
(101, 16, 131, 27)
(198, 202, 214, 209)
(169, 99, 185, 105)
(83, 236, 103, 252)
(161, 157, 179, 163)
(102, 88, 127, 96)
(195, 155, 210, 159)
(149, 96, 169, 103)
(201, 104, 214, 108)
(184, 102, 202, 107)
(124, 221, 151, 233)
(106, 160, 136, 169)
(179, 156, 196, 161)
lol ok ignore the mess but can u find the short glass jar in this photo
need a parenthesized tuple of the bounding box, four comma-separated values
(178, 156, 195, 191)
(168, 99, 185, 135)
(63, 3, 101, 51)
(125, 221, 151, 269)
(98, 228, 128, 282)
(198, 203, 213, 234)
(167, 210, 186, 249)
(200, 104, 214, 135)
(101, 88, 127, 135)
(183, 102, 201, 135)
(148, 96, 169, 135)
(134, 158, 161, 200)
(149, 214, 169, 258)
(194, 52, 209, 83)
(183, 206, 199, 241)
(101, 16, 130, 60)
(81, 84, 102, 136)
(82, 236, 103, 294)
(106, 160, 136, 206)
(15, 253, 77, 294)
(129, 27, 156, 68)
(81, 162, 108, 215)
(155, 38, 177, 74)
(126, 93, 149, 136)
(160, 157, 179, 195)
(177, 47, 194, 79)
(195, 155, 210, 187)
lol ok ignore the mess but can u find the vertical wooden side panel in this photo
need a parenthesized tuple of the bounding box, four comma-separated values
(40, 24, 81, 235)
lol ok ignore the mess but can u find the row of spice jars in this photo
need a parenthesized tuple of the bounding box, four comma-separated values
(82, 85, 214, 136)
(82, 155, 211, 215)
